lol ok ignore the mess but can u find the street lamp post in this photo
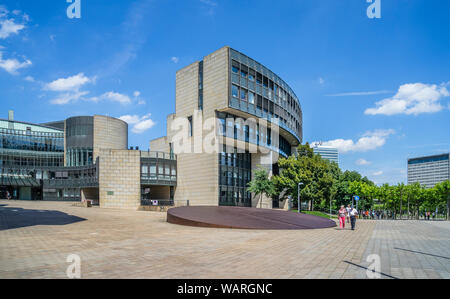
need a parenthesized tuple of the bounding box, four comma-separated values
(298, 182, 304, 214)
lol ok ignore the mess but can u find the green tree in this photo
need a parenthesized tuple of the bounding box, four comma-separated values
(247, 168, 274, 209)
(272, 143, 334, 211)
(435, 180, 450, 220)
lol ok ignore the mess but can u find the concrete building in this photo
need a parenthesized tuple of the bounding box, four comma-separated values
(312, 144, 339, 165)
(408, 153, 450, 188)
(1, 46, 303, 210)
(150, 46, 303, 209)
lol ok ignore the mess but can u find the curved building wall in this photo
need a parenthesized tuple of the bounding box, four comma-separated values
(65, 116, 94, 167)
(93, 115, 128, 162)
(228, 48, 303, 147)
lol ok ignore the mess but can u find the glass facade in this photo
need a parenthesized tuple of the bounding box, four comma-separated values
(66, 148, 93, 167)
(216, 112, 291, 157)
(219, 146, 252, 207)
(0, 127, 63, 152)
(65, 117, 94, 167)
(141, 151, 177, 186)
(229, 48, 302, 144)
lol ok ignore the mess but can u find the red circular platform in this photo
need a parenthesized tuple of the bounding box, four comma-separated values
(167, 206, 337, 230)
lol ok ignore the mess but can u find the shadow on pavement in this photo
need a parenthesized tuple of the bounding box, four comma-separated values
(343, 261, 399, 279)
(394, 247, 450, 260)
(0, 204, 86, 231)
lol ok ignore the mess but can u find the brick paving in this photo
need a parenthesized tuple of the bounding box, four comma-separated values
(0, 200, 449, 279)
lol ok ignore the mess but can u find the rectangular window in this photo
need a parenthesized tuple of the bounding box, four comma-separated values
(188, 116, 193, 137)
(240, 89, 247, 101)
(248, 92, 255, 104)
(150, 166, 156, 175)
(232, 85, 239, 98)
(257, 95, 263, 109)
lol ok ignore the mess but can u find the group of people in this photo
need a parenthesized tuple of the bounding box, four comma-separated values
(338, 205, 359, 230)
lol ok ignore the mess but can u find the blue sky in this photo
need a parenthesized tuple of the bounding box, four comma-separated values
(0, 0, 449, 185)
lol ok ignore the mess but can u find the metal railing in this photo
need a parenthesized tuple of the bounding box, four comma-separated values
(141, 151, 176, 161)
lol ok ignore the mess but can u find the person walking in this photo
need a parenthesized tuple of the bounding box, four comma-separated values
(349, 206, 359, 230)
(338, 205, 347, 230)
(346, 205, 352, 224)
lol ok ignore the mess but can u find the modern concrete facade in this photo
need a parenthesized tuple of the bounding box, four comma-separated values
(408, 153, 450, 188)
(151, 46, 303, 209)
(312, 145, 339, 165)
(1, 112, 176, 209)
(2, 46, 303, 211)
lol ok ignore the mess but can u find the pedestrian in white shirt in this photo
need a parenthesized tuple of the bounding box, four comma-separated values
(350, 207, 359, 230)
(346, 205, 352, 224)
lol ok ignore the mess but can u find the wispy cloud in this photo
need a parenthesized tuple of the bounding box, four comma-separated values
(171, 56, 179, 64)
(365, 82, 450, 116)
(0, 52, 31, 74)
(51, 91, 89, 105)
(0, 6, 31, 75)
(356, 159, 371, 166)
(315, 129, 395, 154)
(373, 171, 383, 176)
(94, 91, 131, 104)
(199, 0, 218, 16)
(120, 113, 156, 134)
(45, 73, 93, 92)
(0, 6, 28, 39)
(326, 90, 392, 97)
(99, 0, 153, 77)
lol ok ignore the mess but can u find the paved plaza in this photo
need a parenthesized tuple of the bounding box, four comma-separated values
(0, 200, 449, 279)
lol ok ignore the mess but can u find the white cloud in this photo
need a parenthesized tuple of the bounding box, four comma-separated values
(45, 73, 93, 92)
(316, 129, 395, 154)
(0, 52, 31, 74)
(373, 171, 383, 176)
(24, 75, 35, 82)
(0, 18, 25, 39)
(171, 57, 179, 64)
(356, 159, 371, 166)
(133, 91, 141, 97)
(365, 82, 450, 116)
(326, 90, 392, 97)
(119, 114, 156, 134)
(318, 77, 325, 85)
(98, 91, 131, 104)
(51, 91, 89, 105)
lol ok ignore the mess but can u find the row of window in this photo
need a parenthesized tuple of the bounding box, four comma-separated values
(0, 134, 64, 153)
(66, 148, 94, 167)
(0, 166, 96, 179)
(66, 124, 93, 137)
(0, 153, 64, 168)
(216, 112, 292, 156)
(141, 163, 177, 177)
(231, 59, 302, 138)
(219, 187, 252, 207)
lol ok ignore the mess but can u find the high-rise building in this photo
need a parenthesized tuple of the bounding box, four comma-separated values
(312, 144, 339, 165)
(407, 153, 450, 188)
